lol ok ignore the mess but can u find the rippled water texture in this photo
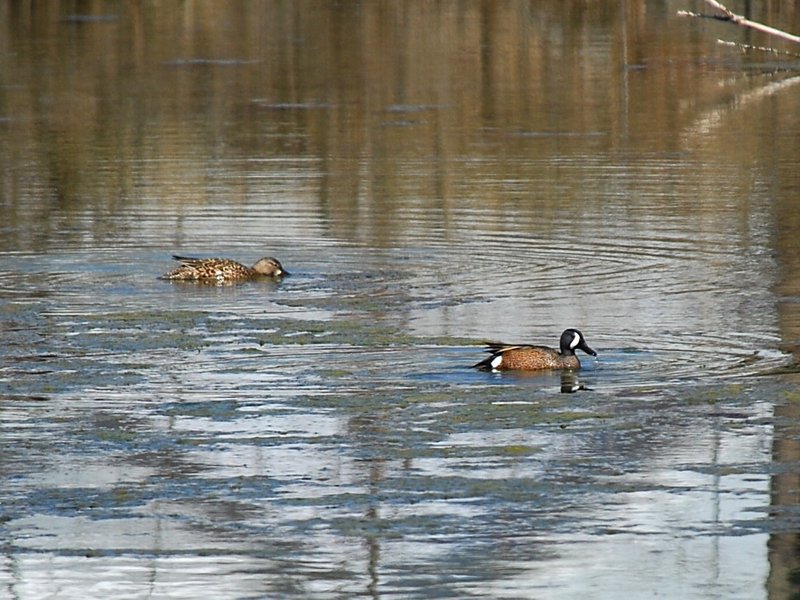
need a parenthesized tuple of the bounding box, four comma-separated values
(2, 2, 800, 599)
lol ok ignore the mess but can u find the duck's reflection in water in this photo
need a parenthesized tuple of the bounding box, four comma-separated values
(561, 370, 591, 393)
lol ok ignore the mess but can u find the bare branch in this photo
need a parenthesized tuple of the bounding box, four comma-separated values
(679, 0, 800, 45)
(701, 0, 735, 19)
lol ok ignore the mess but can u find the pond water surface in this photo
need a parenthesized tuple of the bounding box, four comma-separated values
(2, 2, 800, 599)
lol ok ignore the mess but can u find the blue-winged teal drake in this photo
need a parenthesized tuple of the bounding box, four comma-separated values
(161, 255, 288, 282)
(474, 329, 597, 371)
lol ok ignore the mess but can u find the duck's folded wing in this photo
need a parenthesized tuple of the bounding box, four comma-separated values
(482, 342, 543, 354)
(172, 255, 205, 267)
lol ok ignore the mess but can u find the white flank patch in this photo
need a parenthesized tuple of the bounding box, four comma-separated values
(490, 355, 503, 369)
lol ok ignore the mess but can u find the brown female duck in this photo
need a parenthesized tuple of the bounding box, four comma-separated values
(161, 255, 288, 283)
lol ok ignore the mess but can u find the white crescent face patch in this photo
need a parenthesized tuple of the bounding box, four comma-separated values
(569, 332, 581, 350)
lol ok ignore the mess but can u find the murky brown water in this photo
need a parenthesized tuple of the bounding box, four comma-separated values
(2, 1, 800, 598)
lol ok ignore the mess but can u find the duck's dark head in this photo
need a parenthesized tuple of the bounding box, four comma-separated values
(560, 329, 597, 357)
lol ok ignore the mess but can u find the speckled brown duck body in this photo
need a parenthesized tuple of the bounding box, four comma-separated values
(161, 255, 287, 283)
(474, 329, 597, 372)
